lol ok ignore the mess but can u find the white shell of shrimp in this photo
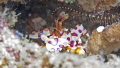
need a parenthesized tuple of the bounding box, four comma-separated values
(46, 37, 69, 52)
(41, 34, 49, 42)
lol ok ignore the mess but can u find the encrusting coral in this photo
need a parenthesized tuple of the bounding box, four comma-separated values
(77, 0, 120, 12)
(0, 8, 18, 27)
(87, 22, 120, 55)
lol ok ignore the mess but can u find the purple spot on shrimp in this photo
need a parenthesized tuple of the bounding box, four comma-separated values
(59, 44, 64, 48)
(71, 32, 78, 36)
(83, 48, 86, 53)
(75, 41, 78, 46)
(51, 48, 55, 52)
(38, 33, 41, 37)
(60, 32, 64, 36)
(67, 37, 70, 41)
(31, 33, 34, 35)
(57, 48, 60, 51)
(51, 38, 58, 46)
(54, 38, 58, 43)
(48, 41, 52, 44)
(78, 30, 82, 33)
(70, 41, 75, 47)
(73, 27, 77, 30)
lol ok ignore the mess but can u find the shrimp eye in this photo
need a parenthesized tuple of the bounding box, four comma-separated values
(60, 11, 65, 16)
(64, 14, 69, 19)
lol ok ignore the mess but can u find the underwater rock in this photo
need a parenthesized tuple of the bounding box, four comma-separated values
(87, 22, 120, 55)
(102, 22, 120, 42)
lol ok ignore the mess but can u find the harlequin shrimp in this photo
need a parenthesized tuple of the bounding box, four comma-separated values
(29, 11, 89, 55)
